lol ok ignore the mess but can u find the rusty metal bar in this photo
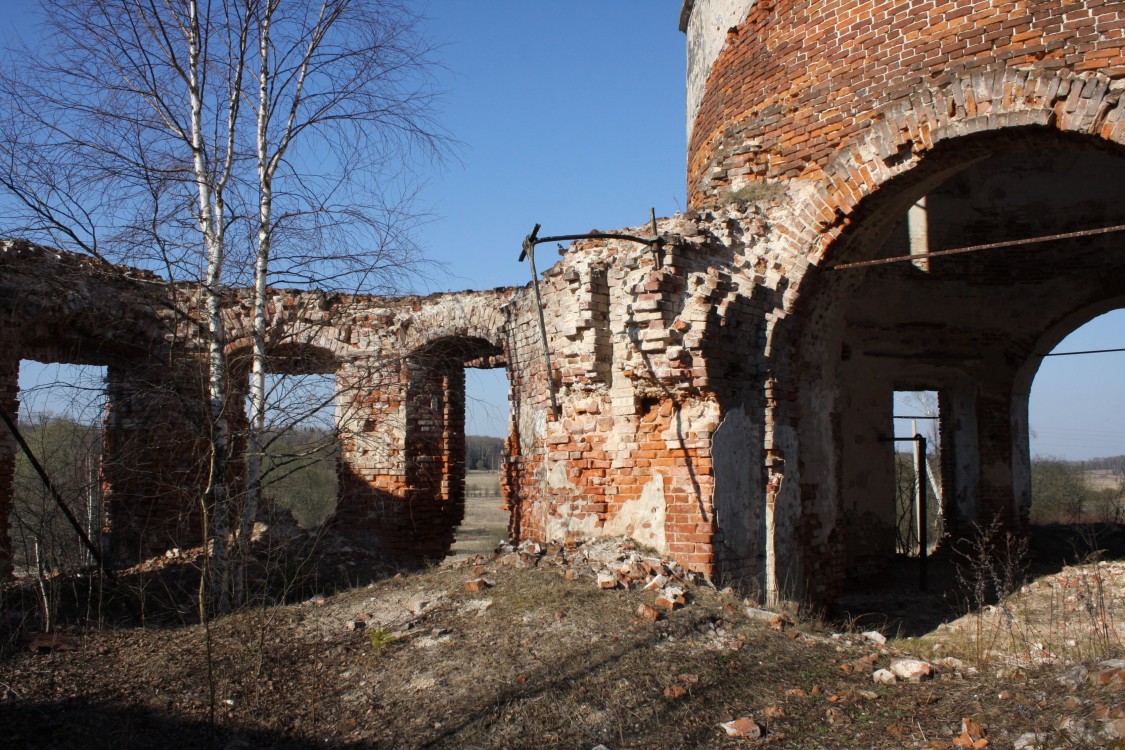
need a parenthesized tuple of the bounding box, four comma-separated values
(830, 223, 1125, 271)
(1042, 347, 1125, 357)
(914, 434, 928, 593)
(649, 207, 663, 269)
(520, 224, 559, 419)
(518, 231, 659, 261)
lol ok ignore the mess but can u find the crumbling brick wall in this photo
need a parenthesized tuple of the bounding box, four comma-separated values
(2, 1, 1125, 611)
(0, 243, 519, 573)
(499, 210, 783, 586)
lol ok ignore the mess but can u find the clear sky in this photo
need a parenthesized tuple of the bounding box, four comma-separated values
(5, 1, 1123, 459)
(408, 2, 689, 438)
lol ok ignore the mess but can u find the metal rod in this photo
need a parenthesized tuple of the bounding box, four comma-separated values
(519, 230, 660, 262)
(914, 434, 928, 592)
(1042, 347, 1125, 357)
(0, 409, 114, 580)
(830, 223, 1125, 271)
(520, 224, 559, 418)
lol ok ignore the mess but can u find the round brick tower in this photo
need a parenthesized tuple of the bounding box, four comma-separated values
(681, 0, 1125, 208)
(671, 0, 1125, 604)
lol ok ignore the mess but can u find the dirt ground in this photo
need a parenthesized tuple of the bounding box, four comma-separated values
(3, 528, 1125, 750)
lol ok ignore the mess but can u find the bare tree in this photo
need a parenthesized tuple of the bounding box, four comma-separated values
(239, 0, 446, 602)
(0, 0, 446, 609)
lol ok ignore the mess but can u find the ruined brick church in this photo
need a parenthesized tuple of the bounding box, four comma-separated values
(2, 0, 1124, 605)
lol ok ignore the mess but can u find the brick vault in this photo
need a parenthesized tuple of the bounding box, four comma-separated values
(2, 0, 1125, 606)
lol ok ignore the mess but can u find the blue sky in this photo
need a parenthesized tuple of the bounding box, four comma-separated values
(409, 3, 688, 437)
(5, 1, 1123, 458)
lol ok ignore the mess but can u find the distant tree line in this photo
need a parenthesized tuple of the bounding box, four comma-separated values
(1032, 455, 1125, 525)
(9, 418, 506, 574)
(466, 436, 503, 472)
(11, 417, 101, 576)
(1082, 455, 1125, 474)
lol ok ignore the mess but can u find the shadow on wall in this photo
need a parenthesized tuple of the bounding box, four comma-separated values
(333, 462, 463, 565)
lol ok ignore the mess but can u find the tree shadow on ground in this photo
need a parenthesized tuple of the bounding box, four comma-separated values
(0, 532, 405, 633)
(0, 698, 332, 750)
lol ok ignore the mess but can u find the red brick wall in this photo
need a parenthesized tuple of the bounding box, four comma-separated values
(688, 0, 1125, 208)
(101, 359, 233, 565)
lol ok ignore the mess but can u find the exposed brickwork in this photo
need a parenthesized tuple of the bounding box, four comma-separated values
(2, 2, 1125, 612)
(687, 0, 1125, 209)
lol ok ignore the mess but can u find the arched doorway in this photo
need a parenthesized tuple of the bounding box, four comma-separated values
(772, 130, 1125, 610)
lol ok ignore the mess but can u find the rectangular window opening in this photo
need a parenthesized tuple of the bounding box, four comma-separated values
(893, 389, 943, 555)
(14, 361, 107, 575)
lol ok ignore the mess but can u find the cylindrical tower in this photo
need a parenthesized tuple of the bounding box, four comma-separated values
(682, 0, 1125, 209)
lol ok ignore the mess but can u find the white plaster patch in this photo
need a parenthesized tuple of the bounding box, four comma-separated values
(545, 504, 600, 544)
(546, 462, 572, 490)
(518, 404, 547, 455)
(604, 472, 667, 553)
(684, 0, 759, 138)
(544, 463, 601, 542)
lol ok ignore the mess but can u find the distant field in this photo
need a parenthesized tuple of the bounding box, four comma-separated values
(1087, 470, 1124, 492)
(450, 470, 508, 557)
(465, 470, 500, 497)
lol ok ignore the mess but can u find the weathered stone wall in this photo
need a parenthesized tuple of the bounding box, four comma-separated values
(0, 241, 519, 571)
(2, 1, 1125, 611)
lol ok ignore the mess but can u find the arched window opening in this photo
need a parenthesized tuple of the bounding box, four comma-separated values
(1029, 310, 1125, 528)
(451, 367, 511, 558)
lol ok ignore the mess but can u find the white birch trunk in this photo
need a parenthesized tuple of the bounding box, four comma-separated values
(239, 0, 276, 605)
(239, 1, 328, 602)
(187, 0, 248, 612)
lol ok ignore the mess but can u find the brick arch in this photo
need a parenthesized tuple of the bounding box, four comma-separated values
(393, 292, 514, 359)
(221, 293, 353, 365)
(1014, 296, 1125, 402)
(687, 0, 1125, 208)
(223, 339, 344, 376)
(408, 334, 504, 366)
(768, 125, 1125, 373)
(782, 68, 1125, 283)
(751, 104, 1125, 598)
(1006, 295, 1125, 526)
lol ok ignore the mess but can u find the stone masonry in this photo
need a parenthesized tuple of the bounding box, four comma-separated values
(1, 1, 1124, 608)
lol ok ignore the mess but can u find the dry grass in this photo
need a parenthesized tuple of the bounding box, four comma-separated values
(5, 542, 1125, 749)
(448, 472, 508, 559)
(909, 553, 1125, 669)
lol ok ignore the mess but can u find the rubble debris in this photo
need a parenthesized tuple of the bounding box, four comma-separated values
(889, 658, 934, 682)
(464, 578, 493, 593)
(719, 717, 763, 738)
(27, 633, 79, 653)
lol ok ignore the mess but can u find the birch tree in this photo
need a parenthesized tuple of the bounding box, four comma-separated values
(0, 0, 445, 609)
